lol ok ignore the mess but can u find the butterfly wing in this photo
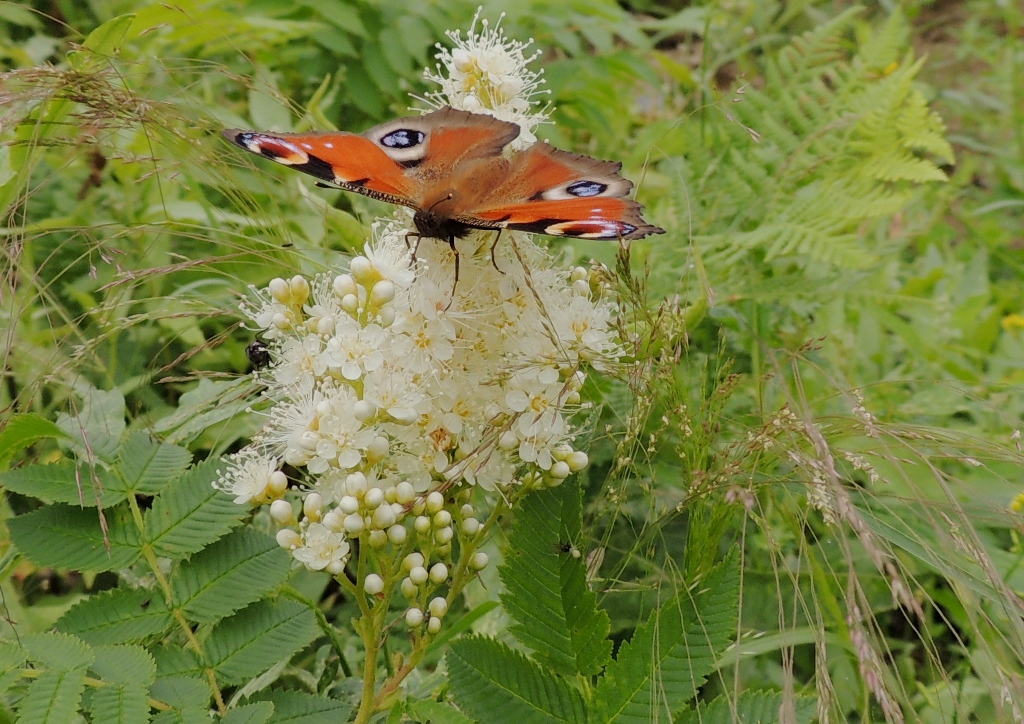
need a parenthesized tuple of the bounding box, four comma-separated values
(224, 107, 520, 211)
(460, 143, 664, 240)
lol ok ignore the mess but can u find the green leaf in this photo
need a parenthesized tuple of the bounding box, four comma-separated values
(594, 550, 740, 722)
(16, 669, 87, 723)
(172, 528, 291, 624)
(117, 431, 193, 495)
(86, 645, 156, 724)
(406, 700, 475, 724)
(9, 504, 142, 572)
(22, 632, 94, 671)
(68, 14, 136, 70)
(144, 458, 246, 559)
(149, 675, 210, 721)
(206, 599, 319, 685)
(252, 689, 351, 723)
(0, 461, 128, 507)
(56, 385, 126, 463)
(0, 639, 27, 697)
(447, 636, 587, 724)
(57, 588, 171, 646)
(500, 483, 611, 676)
(0, 413, 68, 469)
(676, 690, 817, 724)
(221, 701, 274, 724)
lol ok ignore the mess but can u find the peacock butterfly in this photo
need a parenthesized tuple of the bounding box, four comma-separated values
(224, 107, 663, 252)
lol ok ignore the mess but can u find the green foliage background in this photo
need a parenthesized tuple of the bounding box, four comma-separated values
(1, 0, 1023, 722)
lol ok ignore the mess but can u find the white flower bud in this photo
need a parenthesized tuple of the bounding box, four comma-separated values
(268, 277, 289, 303)
(366, 437, 389, 464)
(396, 482, 416, 504)
(363, 487, 384, 509)
(436, 542, 452, 557)
(409, 566, 428, 585)
(388, 524, 407, 544)
(368, 530, 388, 548)
(566, 391, 581, 405)
(461, 517, 480, 536)
(414, 515, 431, 534)
(470, 552, 489, 570)
(434, 526, 454, 544)
(339, 495, 359, 514)
(315, 400, 332, 417)
(462, 94, 483, 111)
(378, 306, 396, 327)
(550, 461, 571, 480)
(460, 503, 475, 518)
(322, 510, 344, 531)
(333, 273, 357, 298)
(364, 574, 384, 595)
(267, 471, 288, 497)
(429, 562, 448, 584)
(289, 275, 309, 304)
(271, 311, 290, 330)
(405, 607, 424, 627)
(433, 509, 452, 527)
(269, 500, 294, 524)
(425, 491, 444, 514)
(344, 514, 365, 534)
(303, 493, 323, 521)
(369, 280, 395, 306)
(572, 278, 591, 297)
(401, 577, 418, 598)
(451, 48, 473, 71)
(353, 400, 376, 421)
(276, 528, 301, 549)
(372, 503, 396, 529)
(567, 451, 589, 472)
(498, 430, 518, 450)
(403, 552, 424, 571)
(427, 616, 442, 634)
(346, 472, 368, 497)
(349, 256, 373, 284)
(299, 430, 319, 451)
(316, 317, 334, 335)
(326, 559, 346, 575)
(411, 498, 426, 515)
(341, 293, 359, 314)
(570, 266, 588, 282)
(428, 597, 448, 618)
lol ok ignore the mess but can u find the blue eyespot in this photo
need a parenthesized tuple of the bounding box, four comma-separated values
(566, 180, 607, 197)
(380, 129, 425, 149)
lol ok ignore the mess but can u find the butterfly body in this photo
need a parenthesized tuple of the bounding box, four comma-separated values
(225, 107, 663, 243)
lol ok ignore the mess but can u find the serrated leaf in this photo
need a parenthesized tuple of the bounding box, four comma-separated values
(150, 675, 210, 709)
(22, 632, 94, 671)
(0, 461, 127, 507)
(153, 648, 202, 679)
(594, 550, 740, 722)
(118, 431, 192, 495)
(206, 599, 318, 685)
(253, 689, 351, 723)
(0, 640, 27, 697)
(172, 528, 291, 624)
(221, 701, 274, 724)
(8, 504, 142, 572)
(144, 458, 246, 558)
(56, 385, 126, 463)
(57, 587, 171, 645)
(0, 413, 68, 469)
(91, 645, 157, 686)
(153, 378, 252, 446)
(500, 483, 611, 676)
(88, 678, 150, 724)
(406, 700, 475, 724)
(448, 636, 587, 724)
(676, 690, 817, 724)
(16, 669, 87, 723)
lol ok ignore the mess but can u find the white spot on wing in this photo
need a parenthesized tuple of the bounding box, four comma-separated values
(325, 142, 333, 149)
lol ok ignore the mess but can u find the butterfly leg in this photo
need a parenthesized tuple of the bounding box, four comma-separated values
(489, 230, 505, 275)
(444, 237, 460, 310)
(405, 232, 423, 265)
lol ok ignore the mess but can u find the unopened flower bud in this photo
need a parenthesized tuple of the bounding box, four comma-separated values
(388, 524, 407, 544)
(409, 566, 428, 585)
(470, 552, 489, 570)
(461, 517, 480, 536)
(363, 487, 384, 509)
(378, 306, 396, 327)
(289, 275, 309, 304)
(434, 527, 454, 544)
(268, 277, 289, 302)
(353, 400, 376, 421)
(405, 607, 424, 627)
(344, 514, 365, 534)
(396, 482, 416, 504)
(270, 500, 294, 524)
(369, 280, 395, 306)
(570, 266, 588, 282)
(428, 597, 448, 618)
(460, 503, 474, 518)
(333, 273, 357, 298)
(425, 492, 444, 514)
(364, 574, 384, 595)
(303, 493, 323, 521)
(403, 552, 424, 571)
(372, 504, 396, 529)
(366, 436, 389, 463)
(401, 577, 418, 598)
(267, 471, 288, 497)
(345, 472, 367, 497)
(433, 510, 452, 527)
(567, 451, 589, 472)
(498, 431, 518, 450)
(550, 461, 571, 480)
(427, 616, 442, 634)
(276, 529, 301, 549)
(338, 496, 358, 515)
(429, 562, 448, 584)
(326, 559, 346, 575)
(341, 293, 359, 314)
(322, 510, 344, 531)
(368, 530, 388, 548)
(349, 256, 373, 284)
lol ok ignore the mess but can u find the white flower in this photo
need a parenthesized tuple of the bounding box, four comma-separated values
(364, 221, 417, 288)
(422, 9, 549, 149)
(363, 366, 424, 423)
(292, 522, 350, 571)
(214, 449, 281, 504)
(309, 383, 376, 473)
(324, 321, 386, 380)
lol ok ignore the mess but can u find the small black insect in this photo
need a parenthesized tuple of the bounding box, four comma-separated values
(555, 542, 582, 559)
(246, 340, 272, 370)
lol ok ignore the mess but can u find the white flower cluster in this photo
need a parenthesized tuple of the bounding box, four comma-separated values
(422, 9, 549, 148)
(216, 13, 622, 613)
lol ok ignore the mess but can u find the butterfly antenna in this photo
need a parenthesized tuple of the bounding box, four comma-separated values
(489, 230, 505, 274)
(444, 236, 459, 311)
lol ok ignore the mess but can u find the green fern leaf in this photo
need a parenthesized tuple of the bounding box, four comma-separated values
(593, 550, 740, 722)
(0, 639, 27, 697)
(500, 482, 611, 677)
(117, 430, 193, 495)
(22, 632, 95, 671)
(171, 528, 292, 624)
(205, 599, 319, 685)
(16, 669, 87, 724)
(0, 461, 127, 507)
(676, 690, 817, 724)
(56, 587, 171, 645)
(8, 504, 142, 572)
(249, 689, 351, 723)
(144, 458, 246, 559)
(149, 675, 210, 720)
(221, 701, 275, 724)
(447, 636, 587, 724)
(86, 645, 155, 724)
